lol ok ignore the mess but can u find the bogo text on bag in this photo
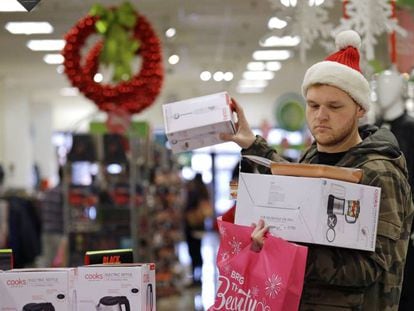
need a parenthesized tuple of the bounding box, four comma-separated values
(209, 218, 308, 311)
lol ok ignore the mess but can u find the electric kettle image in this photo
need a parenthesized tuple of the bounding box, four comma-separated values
(22, 303, 55, 311)
(326, 194, 360, 242)
(96, 296, 130, 311)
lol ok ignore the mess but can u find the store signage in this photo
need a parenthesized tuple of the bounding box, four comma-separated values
(16, 0, 41, 12)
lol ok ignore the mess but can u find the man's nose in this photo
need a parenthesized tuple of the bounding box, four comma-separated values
(315, 106, 329, 120)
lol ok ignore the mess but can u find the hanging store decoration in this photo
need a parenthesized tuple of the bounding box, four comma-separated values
(62, 2, 164, 115)
(334, 0, 407, 61)
(266, 0, 335, 62)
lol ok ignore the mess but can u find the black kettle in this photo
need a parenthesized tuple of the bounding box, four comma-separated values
(22, 303, 55, 311)
(96, 296, 131, 311)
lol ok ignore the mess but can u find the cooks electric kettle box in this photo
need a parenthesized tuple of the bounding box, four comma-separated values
(75, 263, 156, 310)
(162, 91, 236, 153)
(235, 173, 381, 251)
(0, 268, 76, 310)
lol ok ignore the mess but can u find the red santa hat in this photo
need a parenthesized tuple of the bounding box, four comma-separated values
(301, 30, 370, 112)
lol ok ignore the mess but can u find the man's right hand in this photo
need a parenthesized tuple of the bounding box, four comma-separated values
(219, 98, 256, 149)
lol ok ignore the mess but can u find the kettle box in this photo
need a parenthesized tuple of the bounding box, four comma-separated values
(162, 92, 236, 153)
(76, 263, 156, 311)
(235, 173, 381, 251)
(0, 268, 76, 311)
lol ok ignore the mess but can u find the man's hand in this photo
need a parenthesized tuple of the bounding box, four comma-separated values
(219, 98, 256, 149)
(251, 218, 269, 252)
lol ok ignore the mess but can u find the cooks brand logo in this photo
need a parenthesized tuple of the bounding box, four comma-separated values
(85, 273, 104, 280)
(7, 278, 27, 287)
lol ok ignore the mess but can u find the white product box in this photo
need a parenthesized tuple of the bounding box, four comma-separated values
(235, 173, 381, 251)
(162, 92, 236, 153)
(0, 268, 76, 311)
(75, 263, 156, 311)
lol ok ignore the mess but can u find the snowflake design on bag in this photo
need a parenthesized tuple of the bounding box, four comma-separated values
(219, 223, 227, 236)
(229, 236, 242, 255)
(265, 273, 283, 299)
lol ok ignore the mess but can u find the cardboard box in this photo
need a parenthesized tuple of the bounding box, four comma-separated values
(163, 92, 236, 153)
(235, 173, 381, 251)
(0, 268, 76, 311)
(75, 263, 156, 311)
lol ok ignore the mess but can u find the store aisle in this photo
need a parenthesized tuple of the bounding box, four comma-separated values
(158, 231, 220, 310)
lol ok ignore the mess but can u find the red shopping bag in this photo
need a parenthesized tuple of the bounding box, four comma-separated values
(209, 217, 308, 311)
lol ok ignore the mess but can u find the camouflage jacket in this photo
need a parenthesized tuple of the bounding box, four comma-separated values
(241, 125, 414, 311)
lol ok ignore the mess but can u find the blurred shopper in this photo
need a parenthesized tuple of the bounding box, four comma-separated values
(184, 173, 212, 286)
(221, 30, 414, 310)
(36, 167, 64, 267)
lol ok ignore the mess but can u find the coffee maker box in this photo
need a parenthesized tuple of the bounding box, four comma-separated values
(235, 173, 381, 251)
(0, 268, 76, 311)
(75, 263, 156, 311)
(162, 92, 236, 153)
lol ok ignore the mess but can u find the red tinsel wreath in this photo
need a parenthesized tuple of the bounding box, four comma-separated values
(62, 13, 164, 114)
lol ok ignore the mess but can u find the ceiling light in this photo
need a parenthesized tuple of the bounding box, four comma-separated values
(265, 61, 282, 71)
(281, 0, 297, 7)
(247, 62, 265, 71)
(200, 71, 211, 81)
(223, 72, 234, 81)
(268, 17, 287, 30)
(168, 54, 180, 65)
(94, 73, 103, 83)
(243, 71, 274, 80)
(238, 80, 268, 88)
(43, 54, 64, 64)
(252, 50, 292, 61)
(165, 28, 176, 38)
(60, 87, 79, 97)
(27, 40, 66, 51)
(236, 86, 265, 94)
(309, 0, 325, 6)
(260, 35, 300, 47)
(213, 71, 224, 81)
(5, 22, 53, 35)
(0, 0, 26, 12)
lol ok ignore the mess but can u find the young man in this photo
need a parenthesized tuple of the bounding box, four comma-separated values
(221, 30, 414, 310)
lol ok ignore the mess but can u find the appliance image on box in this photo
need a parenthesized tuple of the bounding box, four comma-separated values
(146, 284, 153, 311)
(325, 184, 361, 242)
(96, 296, 130, 311)
(22, 303, 55, 311)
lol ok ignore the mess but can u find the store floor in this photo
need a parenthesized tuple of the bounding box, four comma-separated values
(158, 231, 220, 311)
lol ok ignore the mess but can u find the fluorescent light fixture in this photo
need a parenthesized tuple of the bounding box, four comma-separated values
(200, 71, 211, 81)
(247, 61, 265, 71)
(213, 71, 224, 81)
(236, 86, 265, 94)
(260, 35, 300, 47)
(27, 39, 65, 51)
(268, 17, 287, 30)
(43, 54, 64, 64)
(5, 22, 53, 35)
(266, 61, 282, 71)
(0, 0, 26, 12)
(243, 71, 274, 80)
(252, 50, 292, 61)
(309, 0, 325, 6)
(60, 87, 79, 97)
(238, 80, 268, 88)
(281, 0, 297, 7)
(165, 27, 176, 38)
(168, 54, 180, 65)
(223, 72, 233, 81)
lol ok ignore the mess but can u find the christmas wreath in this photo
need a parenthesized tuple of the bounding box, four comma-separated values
(62, 3, 164, 115)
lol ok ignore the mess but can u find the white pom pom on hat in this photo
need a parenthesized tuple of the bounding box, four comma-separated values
(301, 30, 370, 112)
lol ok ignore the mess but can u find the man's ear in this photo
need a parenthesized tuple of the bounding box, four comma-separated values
(357, 105, 366, 118)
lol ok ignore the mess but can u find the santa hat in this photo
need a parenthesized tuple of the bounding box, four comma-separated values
(301, 30, 370, 112)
